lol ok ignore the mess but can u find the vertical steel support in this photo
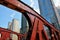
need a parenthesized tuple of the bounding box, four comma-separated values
(30, 18, 39, 40)
(43, 30, 49, 40)
(38, 20, 44, 40)
(0, 0, 60, 40)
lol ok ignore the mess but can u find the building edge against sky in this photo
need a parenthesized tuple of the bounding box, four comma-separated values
(8, 19, 20, 40)
(51, 0, 60, 28)
(20, 14, 29, 34)
(56, 6, 60, 25)
(38, 0, 60, 30)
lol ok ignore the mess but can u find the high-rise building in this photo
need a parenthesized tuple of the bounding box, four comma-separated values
(20, 14, 29, 40)
(56, 6, 60, 25)
(8, 19, 20, 40)
(8, 22, 12, 30)
(38, 0, 60, 30)
(56, 6, 60, 15)
(12, 19, 20, 33)
(20, 14, 29, 34)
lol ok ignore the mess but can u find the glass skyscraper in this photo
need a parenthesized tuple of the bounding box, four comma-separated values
(38, 0, 60, 30)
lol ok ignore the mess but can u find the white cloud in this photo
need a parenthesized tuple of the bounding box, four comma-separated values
(30, 0, 33, 2)
(10, 12, 16, 18)
(53, 0, 60, 7)
(30, 0, 40, 14)
(30, 0, 34, 7)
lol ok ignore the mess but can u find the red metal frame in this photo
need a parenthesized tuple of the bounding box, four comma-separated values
(0, 0, 60, 40)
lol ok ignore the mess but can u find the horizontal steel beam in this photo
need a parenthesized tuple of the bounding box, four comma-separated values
(0, 0, 59, 32)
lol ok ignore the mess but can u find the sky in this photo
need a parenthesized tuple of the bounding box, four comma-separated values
(21, 0, 40, 14)
(0, 0, 60, 28)
(53, 0, 60, 7)
(0, 0, 39, 28)
(0, 5, 22, 28)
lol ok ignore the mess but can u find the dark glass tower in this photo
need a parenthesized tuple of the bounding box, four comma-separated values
(21, 14, 27, 34)
(20, 14, 29, 40)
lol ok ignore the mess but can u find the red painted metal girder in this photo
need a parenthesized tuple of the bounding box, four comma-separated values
(0, 0, 59, 32)
(0, 0, 60, 40)
(0, 27, 24, 40)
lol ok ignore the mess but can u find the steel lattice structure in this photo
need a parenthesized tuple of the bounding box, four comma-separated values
(0, 0, 60, 40)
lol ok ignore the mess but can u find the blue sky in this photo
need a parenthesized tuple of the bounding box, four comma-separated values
(0, 0, 59, 28)
(0, 0, 39, 28)
(21, 0, 40, 13)
(0, 5, 21, 28)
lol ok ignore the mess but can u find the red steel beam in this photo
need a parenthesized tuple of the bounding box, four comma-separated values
(0, 0, 59, 32)
(0, 27, 23, 37)
(0, 0, 60, 40)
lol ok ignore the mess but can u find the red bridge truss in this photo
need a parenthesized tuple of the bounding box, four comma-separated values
(0, 0, 60, 40)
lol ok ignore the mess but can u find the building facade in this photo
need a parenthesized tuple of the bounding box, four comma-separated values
(8, 19, 20, 40)
(38, 0, 60, 30)
(20, 14, 29, 34)
(8, 22, 12, 30)
(20, 14, 29, 40)
(56, 6, 60, 25)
